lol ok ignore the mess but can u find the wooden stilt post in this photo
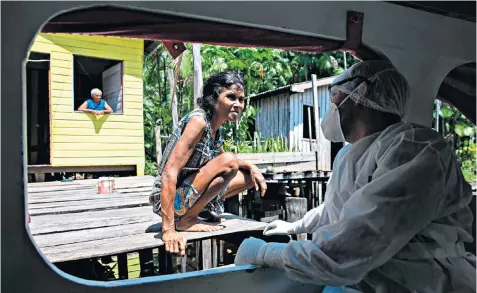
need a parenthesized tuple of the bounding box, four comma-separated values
(307, 106, 313, 151)
(305, 180, 313, 210)
(284, 197, 307, 241)
(201, 239, 212, 270)
(212, 238, 219, 268)
(180, 255, 187, 273)
(219, 240, 225, 265)
(318, 181, 324, 205)
(139, 249, 154, 277)
(117, 253, 128, 280)
(158, 246, 173, 275)
(195, 240, 202, 270)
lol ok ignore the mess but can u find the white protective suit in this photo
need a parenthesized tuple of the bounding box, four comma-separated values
(237, 122, 476, 293)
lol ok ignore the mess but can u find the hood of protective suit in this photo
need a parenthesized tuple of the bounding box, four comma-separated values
(331, 60, 410, 118)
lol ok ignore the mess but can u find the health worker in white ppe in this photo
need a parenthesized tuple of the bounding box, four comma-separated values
(234, 60, 476, 293)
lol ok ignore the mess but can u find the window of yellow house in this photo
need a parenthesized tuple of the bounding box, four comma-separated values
(73, 55, 124, 113)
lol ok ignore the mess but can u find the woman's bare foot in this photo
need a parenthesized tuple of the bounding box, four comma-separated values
(176, 217, 225, 232)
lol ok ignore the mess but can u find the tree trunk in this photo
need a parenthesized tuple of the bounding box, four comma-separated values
(156, 53, 161, 102)
(162, 55, 167, 102)
(177, 78, 183, 120)
(168, 54, 183, 129)
(168, 68, 179, 129)
(155, 123, 162, 166)
(192, 44, 203, 109)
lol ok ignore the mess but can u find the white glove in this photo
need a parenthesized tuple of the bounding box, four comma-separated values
(263, 220, 296, 236)
(234, 237, 266, 265)
(264, 204, 327, 236)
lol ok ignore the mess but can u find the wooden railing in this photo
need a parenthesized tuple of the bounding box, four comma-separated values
(237, 151, 326, 173)
(156, 125, 331, 172)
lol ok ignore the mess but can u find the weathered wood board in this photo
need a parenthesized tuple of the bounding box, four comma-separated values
(31, 213, 266, 263)
(27, 176, 267, 264)
(27, 163, 331, 264)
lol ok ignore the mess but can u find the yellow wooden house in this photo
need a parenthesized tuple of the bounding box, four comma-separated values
(26, 33, 145, 179)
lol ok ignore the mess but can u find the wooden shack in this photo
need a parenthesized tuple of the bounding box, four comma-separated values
(26, 33, 146, 179)
(249, 76, 344, 171)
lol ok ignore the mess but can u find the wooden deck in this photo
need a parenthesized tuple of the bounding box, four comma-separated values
(27, 164, 136, 174)
(28, 176, 267, 264)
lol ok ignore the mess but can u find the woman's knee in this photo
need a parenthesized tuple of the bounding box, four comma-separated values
(218, 152, 239, 175)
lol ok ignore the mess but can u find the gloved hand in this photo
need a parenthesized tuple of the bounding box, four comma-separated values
(234, 237, 266, 265)
(263, 220, 296, 236)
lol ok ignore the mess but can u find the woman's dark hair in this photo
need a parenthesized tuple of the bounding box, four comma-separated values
(197, 71, 245, 118)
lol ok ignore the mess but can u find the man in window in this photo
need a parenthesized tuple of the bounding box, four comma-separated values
(78, 88, 113, 117)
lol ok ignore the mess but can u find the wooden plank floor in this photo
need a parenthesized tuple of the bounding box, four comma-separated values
(27, 176, 267, 263)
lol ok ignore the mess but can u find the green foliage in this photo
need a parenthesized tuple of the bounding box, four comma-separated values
(221, 104, 259, 142)
(255, 132, 290, 153)
(221, 104, 259, 153)
(284, 51, 359, 83)
(143, 45, 359, 166)
(460, 147, 477, 182)
(223, 130, 290, 154)
(144, 161, 158, 176)
(201, 46, 294, 95)
(224, 136, 291, 154)
(434, 102, 476, 182)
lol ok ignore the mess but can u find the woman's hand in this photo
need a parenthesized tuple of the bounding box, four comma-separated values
(162, 230, 187, 256)
(250, 164, 267, 197)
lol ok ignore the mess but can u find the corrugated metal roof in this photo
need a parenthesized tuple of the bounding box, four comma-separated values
(248, 84, 293, 100)
(144, 40, 161, 55)
(247, 76, 335, 100)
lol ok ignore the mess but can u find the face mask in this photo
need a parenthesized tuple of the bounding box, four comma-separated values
(320, 96, 350, 142)
(321, 68, 402, 143)
(322, 79, 365, 143)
